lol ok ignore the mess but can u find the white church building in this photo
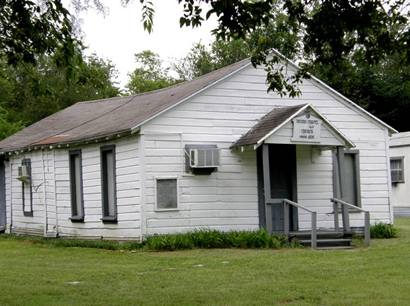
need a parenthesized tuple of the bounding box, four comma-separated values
(0, 54, 396, 247)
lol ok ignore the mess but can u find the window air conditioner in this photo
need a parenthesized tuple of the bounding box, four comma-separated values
(189, 148, 220, 168)
(17, 165, 31, 183)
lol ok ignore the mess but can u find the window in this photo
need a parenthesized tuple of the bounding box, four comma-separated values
(69, 150, 84, 222)
(342, 151, 361, 207)
(156, 178, 178, 210)
(391, 157, 404, 184)
(101, 145, 117, 222)
(21, 159, 33, 216)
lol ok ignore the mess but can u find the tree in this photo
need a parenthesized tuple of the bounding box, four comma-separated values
(175, 9, 301, 81)
(310, 50, 410, 131)
(174, 40, 250, 80)
(0, 48, 120, 128)
(0, 0, 75, 65)
(3, 0, 409, 97)
(140, 0, 410, 96)
(126, 50, 177, 94)
(0, 106, 23, 140)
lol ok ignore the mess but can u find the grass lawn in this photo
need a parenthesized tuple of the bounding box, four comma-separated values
(1, 219, 410, 306)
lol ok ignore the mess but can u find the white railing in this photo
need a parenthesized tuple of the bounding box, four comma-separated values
(330, 198, 370, 247)
(283, 199, 317, 249)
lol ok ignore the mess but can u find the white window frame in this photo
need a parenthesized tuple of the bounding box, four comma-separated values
(391, 156, 405, 184)
(154, 176, 179, 211)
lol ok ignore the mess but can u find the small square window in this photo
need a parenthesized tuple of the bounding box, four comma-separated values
(391, 157, 404, 184)
(156, 178, 178, 210)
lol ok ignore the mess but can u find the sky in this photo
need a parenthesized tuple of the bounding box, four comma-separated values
(72, 1, 217, 89)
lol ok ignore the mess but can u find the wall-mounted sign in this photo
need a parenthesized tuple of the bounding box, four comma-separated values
(291, 112, 322, 143)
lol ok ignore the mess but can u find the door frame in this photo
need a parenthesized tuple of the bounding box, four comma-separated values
(257, 144, 298, 233)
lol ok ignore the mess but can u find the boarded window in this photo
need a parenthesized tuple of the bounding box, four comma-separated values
(101, 146, 117, 222)
(156, 178, 178, 209)
(69, 150, 84, 221)
(391, 157, 404, 184)
(342, 152, 361, 207)
(21, 159, 32, 216)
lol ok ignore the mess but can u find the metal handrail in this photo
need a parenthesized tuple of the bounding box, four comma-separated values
(283, 199, 317, 249)
(330, 198, 370, 247)
(331, 198, 368, 213)
(283, 199, 315, 213)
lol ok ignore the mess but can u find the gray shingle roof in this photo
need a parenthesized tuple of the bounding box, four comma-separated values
(232, 104, 307, 148)
(0, 59, 250, 153)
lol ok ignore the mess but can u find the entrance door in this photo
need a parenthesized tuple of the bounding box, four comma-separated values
(342, 152, 360, 206)
(269, 144, 298, 232)
(0, 159, 6, 231)
(257, 144, 298, 233)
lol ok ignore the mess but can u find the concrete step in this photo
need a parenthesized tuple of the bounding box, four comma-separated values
(298, 238, 352, 248)
(316, 246, 354, 250)
(289, 230, 352, 240)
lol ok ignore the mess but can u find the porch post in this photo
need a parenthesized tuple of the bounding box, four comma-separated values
(336, 146, 350, 232)
(262, 144, 272, 233)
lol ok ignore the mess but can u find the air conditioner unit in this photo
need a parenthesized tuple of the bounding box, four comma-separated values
(189, 147, 220, 168)
(17, 165, 31, 184)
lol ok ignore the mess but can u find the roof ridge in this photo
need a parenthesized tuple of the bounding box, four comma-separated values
(78, 58, 252, 105)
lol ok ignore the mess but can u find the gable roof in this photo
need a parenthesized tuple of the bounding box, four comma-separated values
(232, 104, 305, 148)
(0, 51, 396, 154)
(232, 104, 354, 149)
(0, 59, 251, 153)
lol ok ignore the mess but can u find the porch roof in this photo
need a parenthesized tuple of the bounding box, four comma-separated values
(231, 104, 354, 149)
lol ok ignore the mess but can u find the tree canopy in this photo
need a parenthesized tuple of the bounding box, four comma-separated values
(1, 0, 410, 131)
(140, 0, 410, 96)
(0, 0, 75, 65)
(0, 47, 119, 137)
(126, 50, 177, 94)
(2, 1, 409, 94)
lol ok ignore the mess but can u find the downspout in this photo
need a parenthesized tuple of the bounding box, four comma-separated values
(139, 133, 146, 242)
(53, 150, 59, 236)
(42, 150, 48, 237)
(9, 161, 13, 234)
(385, 129, 394, 223)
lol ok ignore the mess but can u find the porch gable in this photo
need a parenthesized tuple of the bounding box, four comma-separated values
(232, 104, 354, 150)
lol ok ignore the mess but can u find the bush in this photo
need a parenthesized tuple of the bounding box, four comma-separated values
(370, 223, 398, 239)
(144, 234, 194, 251)
(144, 229, 297, 251)
(1, 229, 300, 252)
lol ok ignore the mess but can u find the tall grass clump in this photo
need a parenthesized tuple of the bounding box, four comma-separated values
(2, 229, 300, 252)
(144, 229, 298, 251)
(370, 223, 398, 239)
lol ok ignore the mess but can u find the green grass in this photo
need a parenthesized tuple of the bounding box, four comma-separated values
(1, 219, 410, 306)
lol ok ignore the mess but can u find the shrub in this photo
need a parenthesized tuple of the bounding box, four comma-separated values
(370, 223, 398, 239)
(144, 229, 297, 251)
(2, 229, 299, 252)
(145, 233, 194, 251)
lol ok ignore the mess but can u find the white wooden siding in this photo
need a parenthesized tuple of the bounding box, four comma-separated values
(5, 135, 142, 239)
(5, 151, 46, 235)
(141, 133, 259, 235)
(141, 64, 391, 233)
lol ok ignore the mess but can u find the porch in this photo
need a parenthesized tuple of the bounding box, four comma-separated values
(232, 104, 371, 249)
